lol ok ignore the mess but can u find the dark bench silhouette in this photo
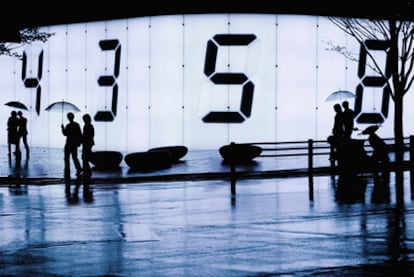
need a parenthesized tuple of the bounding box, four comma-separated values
(125, 150, 172, 171)
(219, 143, 262, 164)
(90, 151, 123, 170)
(125, 145, 188, 171)
(148, 145, 188, 163)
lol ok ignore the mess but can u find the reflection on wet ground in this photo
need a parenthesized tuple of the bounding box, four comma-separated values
(1, 170, 414, 275)
(0, 146, 334, 183)
(1, 146, 414, 275)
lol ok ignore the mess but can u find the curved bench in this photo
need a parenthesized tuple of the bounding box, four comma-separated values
(219, 143, 262, 164)
(125, 150, 171, 171)
(148, 145, 188, 163)
(89, 151, 123, 170)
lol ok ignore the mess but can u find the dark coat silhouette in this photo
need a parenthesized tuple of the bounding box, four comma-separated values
(7, 111, 19, 156)
(81, 114, 95, 179)
(342, 101, 355, 140)
(61, 112, 82, 179)
(17, 111, 30, 158)
(369, 132, 390, 164)
(332, 103, 344, 142)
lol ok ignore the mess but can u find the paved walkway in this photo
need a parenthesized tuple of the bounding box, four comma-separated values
(0, 146, 333, 184)
(1, 146, 414, 276)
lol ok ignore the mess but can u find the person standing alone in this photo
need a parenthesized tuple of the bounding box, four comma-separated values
(61, 112, 82, 179)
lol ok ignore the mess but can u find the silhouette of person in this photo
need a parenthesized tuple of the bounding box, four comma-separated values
(17, 111, 30, 159)
(61, 112, 82, 179)
(368, 130, 390, 166)
(7, 111, 20, 157)
(332, 103, 344, 143)
(81, 113, 95, 179)
(329, 104, 344, 165)
(342, 100, 355, 140)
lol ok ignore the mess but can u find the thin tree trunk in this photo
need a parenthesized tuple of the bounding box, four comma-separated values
(394, 94, 404, 167)
(389, 18, 405, 204)
(389, 18, 404, 165)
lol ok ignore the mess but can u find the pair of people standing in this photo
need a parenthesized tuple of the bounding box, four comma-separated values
(7, 110, 30, 159)
(61, 112, 94, 180)
(332, 100, 355, 142)
(330, 101, 355, 166)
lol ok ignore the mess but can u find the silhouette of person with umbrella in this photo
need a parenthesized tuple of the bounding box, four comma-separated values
(61, 112, 82, 179)
(361, 125, 390, 167)
(329, 103, 344, 166)
(7, 111, 20, 157)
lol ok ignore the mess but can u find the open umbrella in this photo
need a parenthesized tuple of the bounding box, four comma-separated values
(359, 124, 380, 135)
(45, 100, 80, 123)
(4, 101, 29, 111)
(325, 90, 356, 102)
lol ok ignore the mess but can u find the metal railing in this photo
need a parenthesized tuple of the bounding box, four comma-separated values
(227, 136, 413, 198)
(248, 136, 411, 170)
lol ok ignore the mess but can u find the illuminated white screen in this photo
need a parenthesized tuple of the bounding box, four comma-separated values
(0, 14, 409, 152)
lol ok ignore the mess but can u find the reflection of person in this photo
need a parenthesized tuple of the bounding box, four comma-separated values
(61, 112, 82, 179)
(7, 111, 19, 157)
(17, 111, 30, 159)
(81, 114, 95, 179)
(336, 173, 366, 204)
(342, 101, 355, 140)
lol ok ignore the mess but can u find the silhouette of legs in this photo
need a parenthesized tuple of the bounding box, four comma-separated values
(64, 145, 82, 179)
(72, 150, 82, 176)
(82, 146, 92, 179)
(21, 135, 29, 159)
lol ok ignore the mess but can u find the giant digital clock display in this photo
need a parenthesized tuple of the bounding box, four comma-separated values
(0, 14, 412, 152)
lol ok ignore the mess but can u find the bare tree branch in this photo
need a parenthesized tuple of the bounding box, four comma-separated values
(0, 27, 54, 59)
(327, 17, 414, 100)
(329, 15, 414, 165)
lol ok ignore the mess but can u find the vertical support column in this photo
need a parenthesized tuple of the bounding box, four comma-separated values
(308, 139, 314, 201)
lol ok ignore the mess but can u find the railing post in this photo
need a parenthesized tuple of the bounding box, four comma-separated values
(230, 142, 236, 196)
(230, 162, 236, 196)
(308, 139, 314, 200)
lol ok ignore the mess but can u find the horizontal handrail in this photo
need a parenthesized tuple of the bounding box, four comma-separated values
(248, 136, 411, 160)
(227, 136, 414, 196)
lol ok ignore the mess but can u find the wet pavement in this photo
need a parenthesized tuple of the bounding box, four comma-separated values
(1, 146, 414, 276)
(0, 146, 334, 184)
